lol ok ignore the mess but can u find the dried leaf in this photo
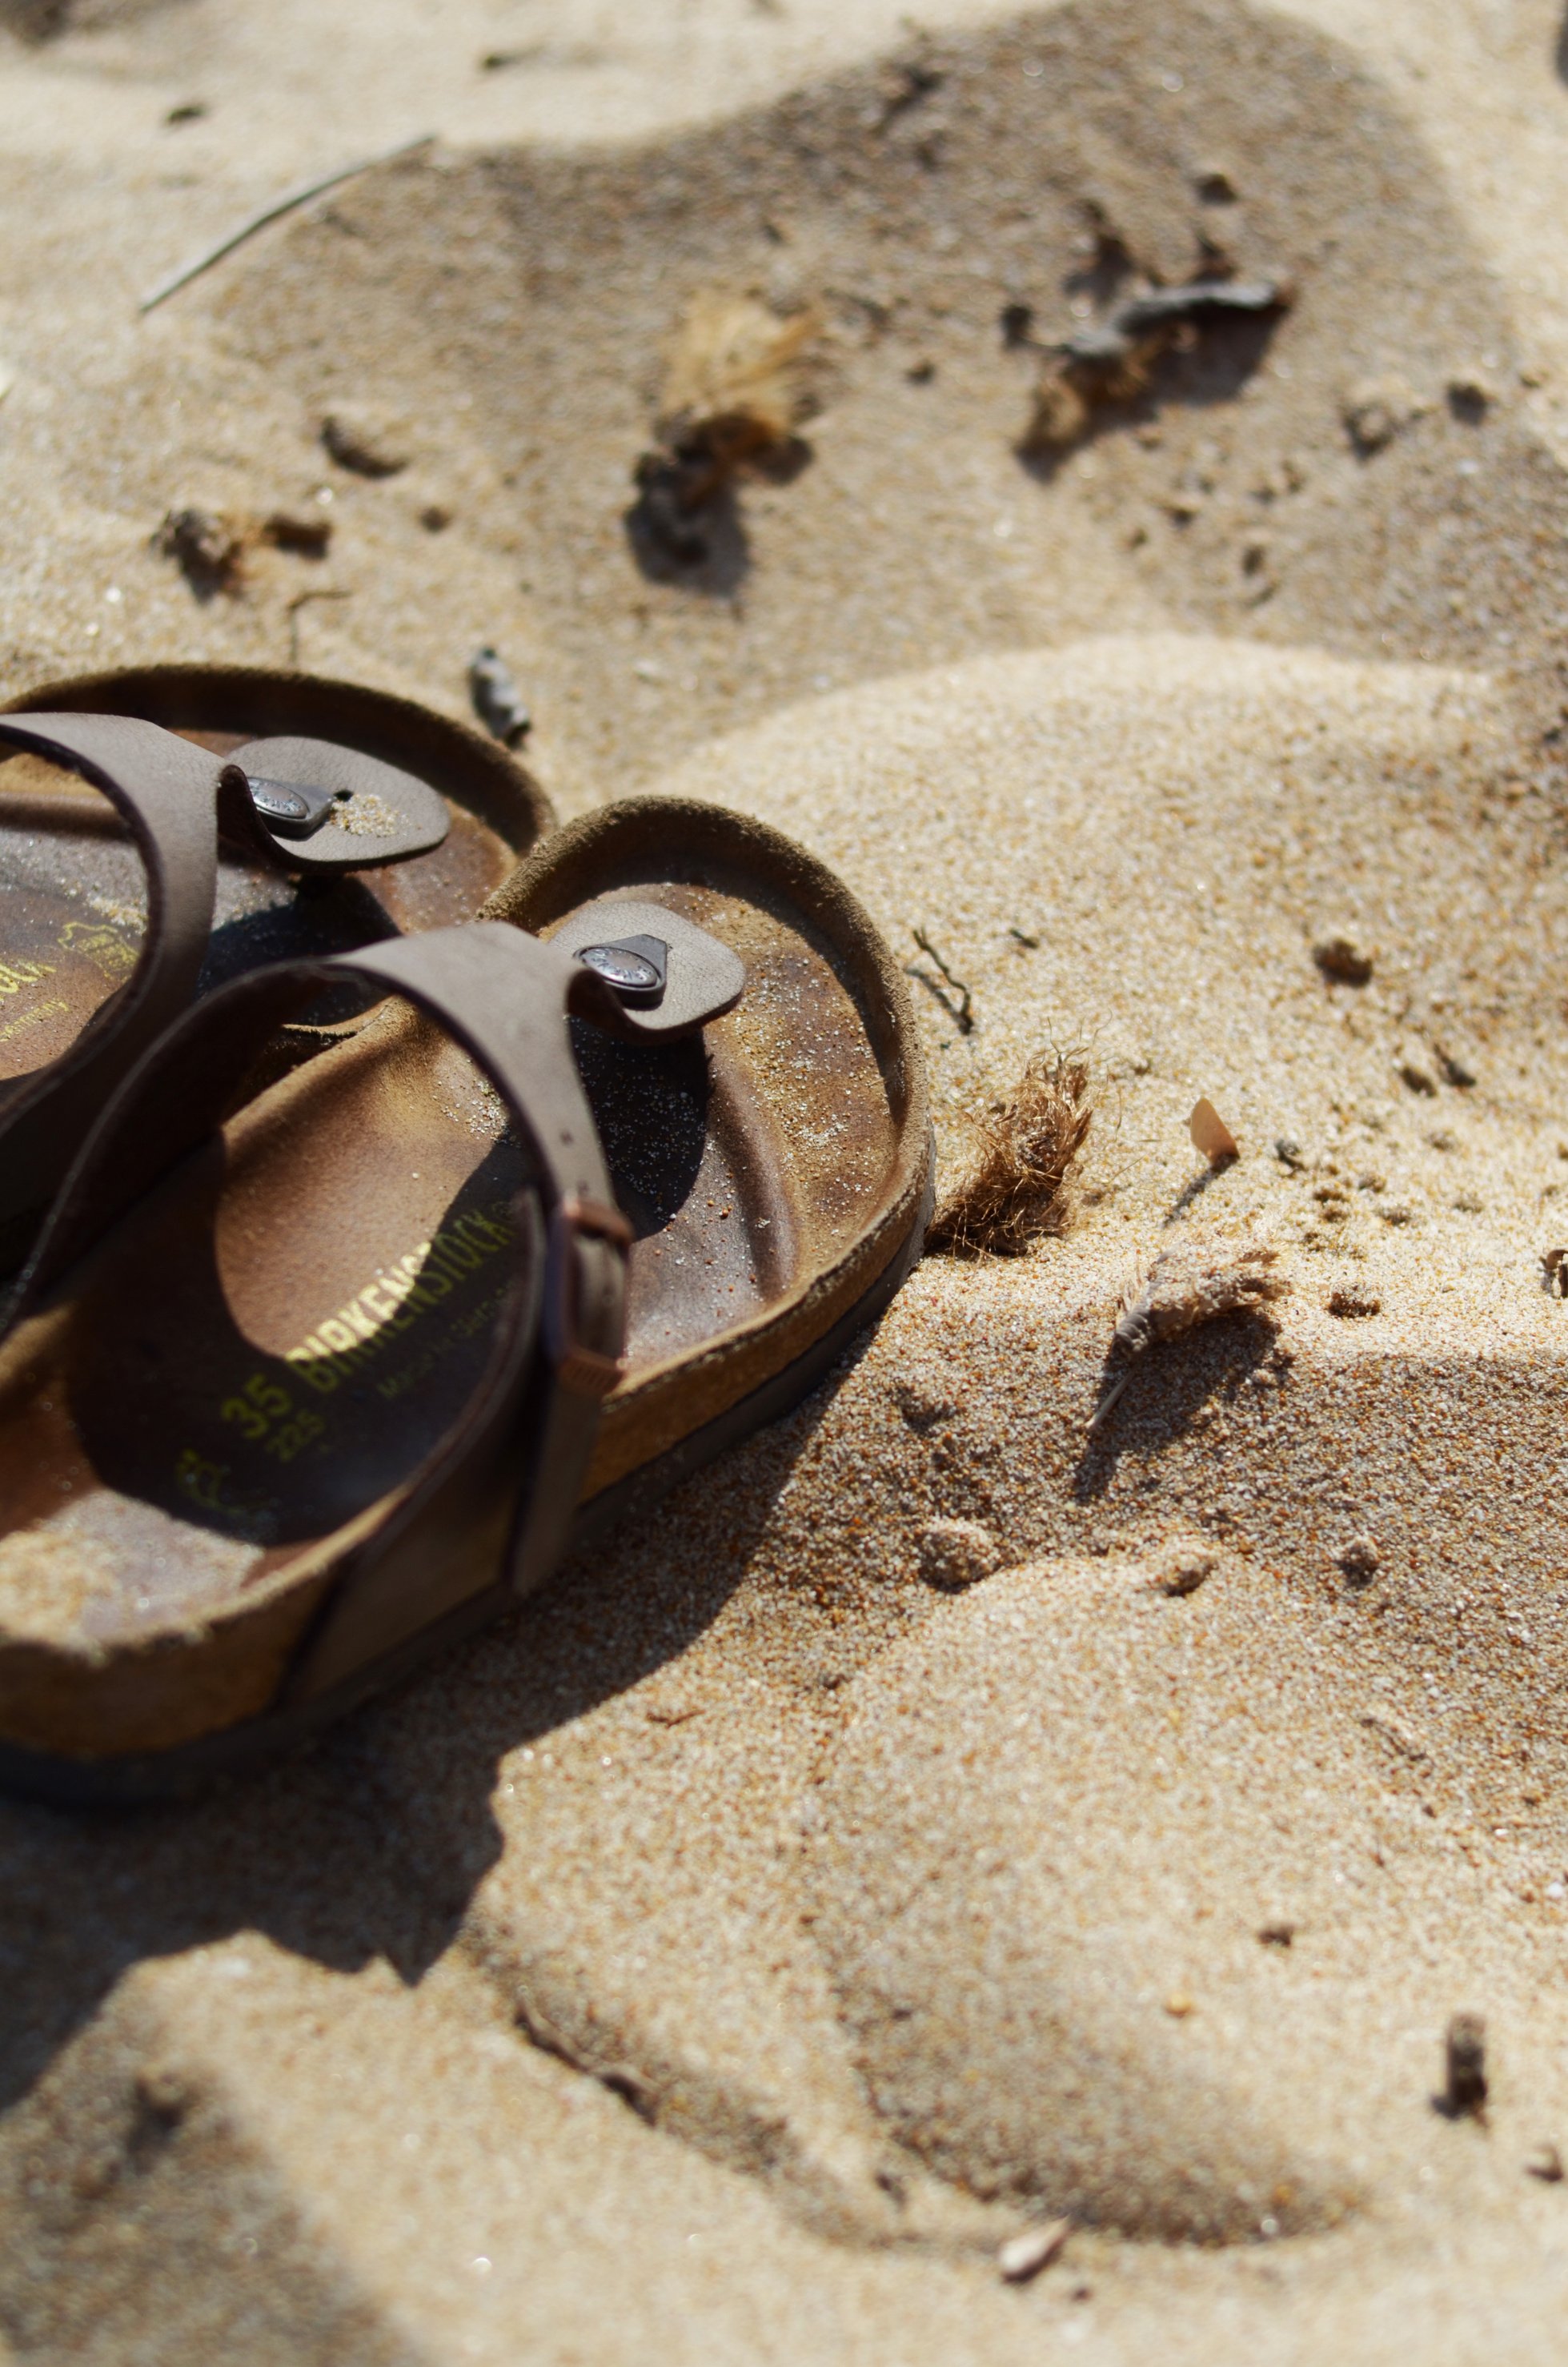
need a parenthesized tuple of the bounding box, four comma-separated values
(1189, 1097, 1238, 1164)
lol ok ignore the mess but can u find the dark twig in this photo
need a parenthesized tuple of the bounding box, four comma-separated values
(909, 927, 974, 1034)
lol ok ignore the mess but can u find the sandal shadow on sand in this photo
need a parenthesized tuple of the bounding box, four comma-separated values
(0, 796, 930, 1802)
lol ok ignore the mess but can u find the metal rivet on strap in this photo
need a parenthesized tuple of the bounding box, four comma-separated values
(574, 934, 668, 1006)
(243, 772, 340, 838)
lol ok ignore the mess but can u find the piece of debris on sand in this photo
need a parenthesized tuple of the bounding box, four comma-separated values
(1022, 276, 1291, 456)
(1341, 374, 1427, 456)
(467, 645, 531, 744)
(154, 504, 335, 599)
(917, 1518, 1003, 1591)
(631, 292, 822, 564)
(925, 1053, 1091, 1256)
(1189, 1096, 1239, 1165)
(1438, 2012, 1488, 2120)
(1089, 1239, 1289, 1430)
(1313, 927, 1374, 985)
(321, 403, 412, 479)
(264, 509, 333, 558)
(997, 2217, 1072, 2285)
(907, 925, 975, 1037)
(1152, 1543, 1216, 1597)
(154, 506, 251, 598)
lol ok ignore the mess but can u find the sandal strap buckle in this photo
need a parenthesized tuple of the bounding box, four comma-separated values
(545, 1194, 632, 1398)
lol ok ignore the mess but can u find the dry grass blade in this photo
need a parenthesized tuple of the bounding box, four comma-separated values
(925, 1054, 1092, 1258)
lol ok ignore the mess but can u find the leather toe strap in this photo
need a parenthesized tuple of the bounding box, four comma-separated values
(0, 714, 221, 1226)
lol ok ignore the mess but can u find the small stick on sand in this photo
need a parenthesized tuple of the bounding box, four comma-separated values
(138, 134, 434, 314)
(909, 928, 974, 1034)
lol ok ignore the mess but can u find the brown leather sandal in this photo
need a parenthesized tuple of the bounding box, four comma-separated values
(0, 668, 550, 1266)
(0, 798, 930, 1802)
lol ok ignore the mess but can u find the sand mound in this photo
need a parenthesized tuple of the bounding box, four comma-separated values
(805, 1551, 1520, 2243)
(8, 1, 1568, 812)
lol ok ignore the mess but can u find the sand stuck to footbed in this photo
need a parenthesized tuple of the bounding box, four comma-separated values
(8, 2, 1568, 2361)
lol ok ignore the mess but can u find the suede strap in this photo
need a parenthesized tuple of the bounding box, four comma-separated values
(0, 714, 222, 1226)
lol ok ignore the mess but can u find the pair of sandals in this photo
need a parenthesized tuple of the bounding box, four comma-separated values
(0, 668, 932, 1802)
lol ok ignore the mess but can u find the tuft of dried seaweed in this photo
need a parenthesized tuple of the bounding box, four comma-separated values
(1089, 1239, 1290, 1430)
(925, 1053, 1091, 1258)
(1022, 276, 1290, 457)
(631, 293, 822, 564)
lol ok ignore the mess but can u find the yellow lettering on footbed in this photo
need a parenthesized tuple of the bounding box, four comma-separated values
(58, 920, 137, 978)
(284, 1201, 517, 1395)
(0, 996, 69, 1045)
(0, 957, 55, 996)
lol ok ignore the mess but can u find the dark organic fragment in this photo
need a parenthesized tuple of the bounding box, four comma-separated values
(264, 510, 333, 558)
(157, 504, 335, 599)
(1313, 929, 1374, 985)
(467, 646, 531, 745)
(321, 403, 411, 478)
(1023, 276, 1291, 455)
(628, 294, 820, 569)
(154, 506, 249, 598)
(1439, 2012, 1488, 2120)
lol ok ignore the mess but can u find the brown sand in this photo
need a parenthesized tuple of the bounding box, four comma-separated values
(8, 0, 1568, 2358)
